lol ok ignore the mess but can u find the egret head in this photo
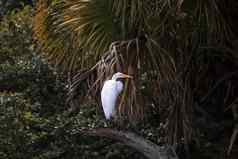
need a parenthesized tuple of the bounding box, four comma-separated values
(111, 72, 133, 81)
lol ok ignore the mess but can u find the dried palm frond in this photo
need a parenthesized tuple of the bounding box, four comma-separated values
(67, 39, 144, 120)
(59, 0, 117, 59)
(186, 0, 234, 44)
(33, 0, 97, 72)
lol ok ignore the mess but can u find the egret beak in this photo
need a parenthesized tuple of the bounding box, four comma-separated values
(120, 73, 133, 79)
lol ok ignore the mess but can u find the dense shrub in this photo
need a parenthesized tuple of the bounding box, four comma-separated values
(0, 6, 68, 159)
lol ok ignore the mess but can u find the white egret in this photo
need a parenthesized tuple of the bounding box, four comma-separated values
(101, 72, 132, 120)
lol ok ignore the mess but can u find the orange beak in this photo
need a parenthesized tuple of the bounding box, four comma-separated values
(120, 73, 133, 79)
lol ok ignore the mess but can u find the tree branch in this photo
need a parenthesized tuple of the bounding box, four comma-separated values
(82, 128, 179, 159)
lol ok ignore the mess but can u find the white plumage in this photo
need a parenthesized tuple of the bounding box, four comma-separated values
(101, 72, 132, 120)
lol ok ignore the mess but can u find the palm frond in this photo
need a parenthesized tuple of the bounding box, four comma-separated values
(33, 0, 238, 148)
(59, 0, 117, 60)
(186, 0, 233, 44)
(33, 0, 92, 72)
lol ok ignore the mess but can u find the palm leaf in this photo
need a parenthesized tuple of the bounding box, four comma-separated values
(33, 0, 238, 148)
(33, 0, 82, 71)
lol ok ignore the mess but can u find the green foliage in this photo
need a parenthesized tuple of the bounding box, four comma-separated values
(0, 5, 66, 158)
(0, 6, 33, 64)
(0, 93, 147, 158)
(0, 93, 49, 158)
